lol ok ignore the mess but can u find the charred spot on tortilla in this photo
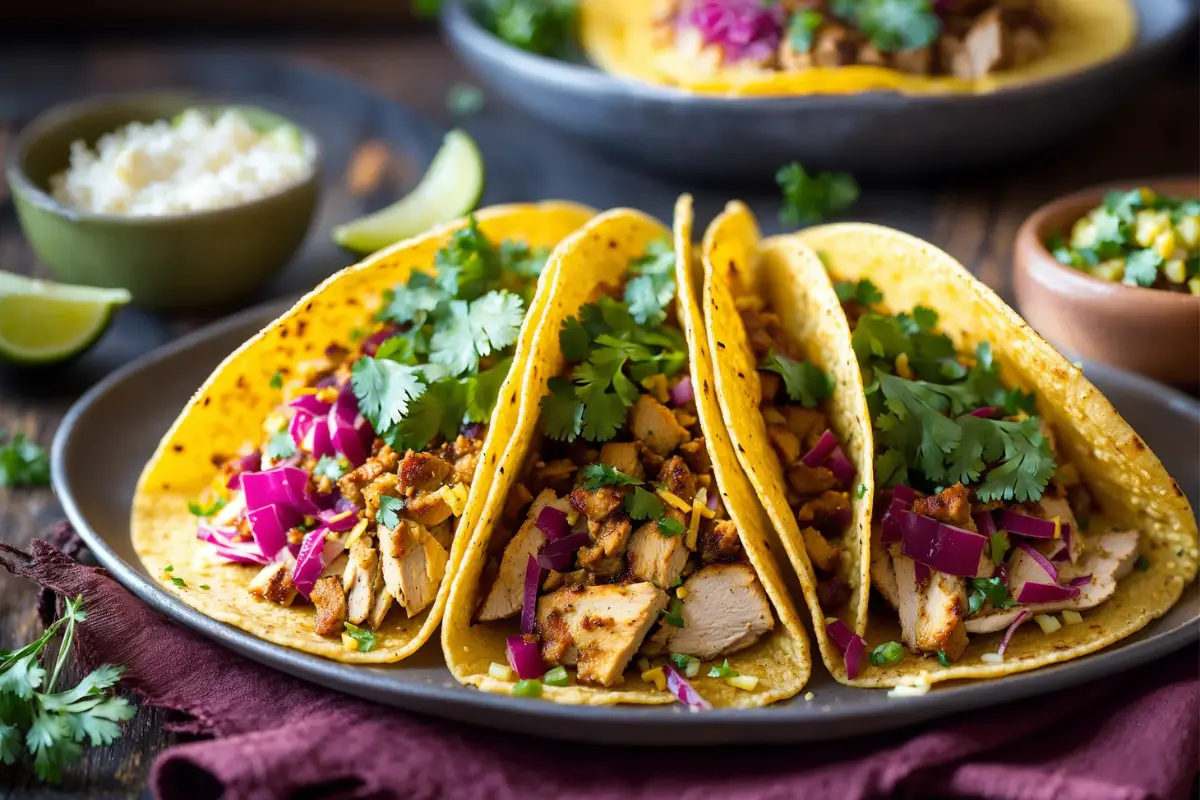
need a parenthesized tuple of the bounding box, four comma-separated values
(172, 444, 184, 453)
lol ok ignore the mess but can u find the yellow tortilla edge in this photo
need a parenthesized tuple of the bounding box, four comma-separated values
(441, 199, 811, 706)
(131, 201, 597, 663)
(701, 201, 875, 685)
(791, 222, 1198, 686)
(580, 0, 1136, 97)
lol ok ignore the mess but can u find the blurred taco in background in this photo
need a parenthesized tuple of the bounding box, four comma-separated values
(443, 197, 811, 707)
(701, 201, 874, 682)
(132, 202, 595, 663)
(581, 0, 1134, 96)
(793, 222, 1197, 686)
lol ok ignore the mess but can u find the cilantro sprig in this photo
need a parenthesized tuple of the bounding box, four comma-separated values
(967, 576, 1018, 616)
(830, 0, 939, 53)
(352, 218, 536, 452)
(579, 464, 684, 537)
(0, 432, 50, 488)
(760, 351, 833, 409)
(0, 597, 134, 782)
(541, 248, 687, 445)
(777, 162, 859, 225)
(187, 497, 227, 518)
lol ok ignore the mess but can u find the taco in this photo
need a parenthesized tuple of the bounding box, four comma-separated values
(581, 0, 1134, 97)
(701, 201, 875, 681)
(792, 222, 1197, 686)
(132, 202, 595, 663)
(442, 197, 810, 706)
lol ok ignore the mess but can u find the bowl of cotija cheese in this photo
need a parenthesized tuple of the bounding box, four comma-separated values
(7, 93, 321, 309)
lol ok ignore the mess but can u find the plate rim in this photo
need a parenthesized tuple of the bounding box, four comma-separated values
(442, 0, 1197, 111)
(51, 295, 1200, 744)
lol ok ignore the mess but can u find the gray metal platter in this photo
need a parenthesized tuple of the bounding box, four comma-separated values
(52, 298, 1200, 746)
(442, 0, 1196, 181)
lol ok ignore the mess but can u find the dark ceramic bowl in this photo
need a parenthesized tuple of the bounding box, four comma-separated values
(1013, 177, 1200, 388)
(443, 0, 1195, 181)
(7, 93, 321, 310)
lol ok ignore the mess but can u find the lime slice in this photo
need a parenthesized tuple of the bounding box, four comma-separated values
(0, 272, 132, 366)
(333, 128, 485, 256)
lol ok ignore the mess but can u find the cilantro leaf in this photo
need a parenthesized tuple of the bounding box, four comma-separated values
(0, 721, 21, 765)
(787, 9, 823, 52)
(430, 292, 525, 375)
(269, 371, 283, 389)
(777, 162, 859, 225)
(481, 0, 578, 56)
(625, 487, 665, 521)
(869, 641, 904, 666)
(877, 372, 962, 482)
(0, 654, 45, 700)
(707, 659, 738, 678)
(499, 240, 551, 280)
(434, 216, 502, 300)
(541, 378, 585, 442)
(581, 463, 643, 490)
(967, 576, 1017, 616)
(624, 238, 676, 325)
(264, 430, 296, 462)
(388, 379, 468, 452)
(1122, 249, 1162, 288)
(376, 272, 443, 324)
(761, 350, 833, 408)
(343, 622, 377, 653)
(560, 317, 591, 362)
(989, 531, 1010, 565)
(936, 650, 951, 667)
(578, 388, 628, 442)
(0, 433, 50, 488)
(351, 357, 426, 434)
(187, 497, 227, 518)
(27, 709, 80, 782)
(972, 417, 1056, 503)
(847, 0, 940, 52)
(834, 278, 882, 307)
(657, 517, 686, 537)
(661, 598, 685, 628)
(466, 357, 514, 423)
(378, 496, 404, 530)
(313, 455, 348, 482)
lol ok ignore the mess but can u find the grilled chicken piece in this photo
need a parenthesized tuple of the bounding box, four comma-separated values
(570, 486, 624, 522)
(536, 583, 668, 686)
(600, 442, 644, 480)
(593, 514, 632, 559)
(965, 530, 1140, 634)
(629, 395, 689, 456)
(801, 526, 841, 573)
(766, 424, 801, 465)
(797, 490, 851, 537)
(643, 563, 773, 661)
(311, 576, 347, 636)
(657, 456, 696, 503)
(892, 46, 933, 75)
(893, 553, 968, 660)
(870, 534, 901, 610)
(343, 538, 379, 625)
(503, 482, 534, 525)
(377, 521, 448, 617)
(397, 451, 453, 495)
(405, 492, 453, 528)
(783, 406, 827, 449)
(453, 451, 480, 486)
(679, 438, 712, 475)
(369, 584, 394, 630)
(1039, 492, 1082, 562)
(787, 463, 837, 496)
(699, 520, 741, 563)
(478, 490, 563, 622)
(758, 372, 781, 405)
(248, 559, 298, 606)
(627, 518, 689, 589)
(912, 483, 971, 527)
(338, 458, 388, 508)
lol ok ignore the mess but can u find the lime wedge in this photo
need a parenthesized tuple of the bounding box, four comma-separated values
(0, 272, 132, 365)
(333, 128, 485, 255)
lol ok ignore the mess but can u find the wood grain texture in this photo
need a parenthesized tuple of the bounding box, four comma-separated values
(0, 34, 1196, 795)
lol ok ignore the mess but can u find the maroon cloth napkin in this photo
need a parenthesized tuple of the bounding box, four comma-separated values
(3, 538, 1197, 800)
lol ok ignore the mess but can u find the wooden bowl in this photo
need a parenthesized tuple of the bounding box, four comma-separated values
(1013, 178, 1200, 388)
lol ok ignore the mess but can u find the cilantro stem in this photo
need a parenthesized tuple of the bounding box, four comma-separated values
(44, 596, 82, 694)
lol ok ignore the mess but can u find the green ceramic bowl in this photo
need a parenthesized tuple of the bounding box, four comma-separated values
(6, 93, 321, 310)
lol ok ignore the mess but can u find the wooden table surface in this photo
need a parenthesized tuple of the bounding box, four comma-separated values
(0, 30, 1197, 798)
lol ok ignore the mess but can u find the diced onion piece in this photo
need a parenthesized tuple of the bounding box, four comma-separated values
(641, 666, 667, 691)
(998, 610, 1030, 656)
(824, 618, 867, 679)
(662, 664, 712, 711)
(291, 527, 336, 599)
(488, 662, 514, 681)
(706, 490, 719, 512)
(1016, 541, 1058, 582)
(1034, 613, 1062, 634)
(669, 375, 695, 406)
(245, 503, 291, 559)
(1016, 582, 1080, 604)
(980, 652, 1005, 664)
(973, 510, 997, 537)
(801, 429, 837, 467)
(998, 509, 1063, 540)
(969, 406, 1001, 418)
(656, 488, 691, 513)
(1067, 574, 1092, 587)
(505, 635, 546, 680)
(289, 394, 332, 416)
(535, 506, 570, 541)
(899, 512, 988, 577)
(1061, 609, 1084, 626)
(825, 445, 855, 488)
(521, 556, 542, 635)
(318, 507, 360, 533)
(694, 487, 715, 520)
(727, 674, 759, 692)
(891, 484, 917, 505)
(536, 531, 589, 571)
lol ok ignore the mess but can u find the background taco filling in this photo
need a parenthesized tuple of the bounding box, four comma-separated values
(655, 0, 1051, 80)
(187, 219, 552, 649)
(841, 278, 1141, 665)
(475, 240, 774, 694)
